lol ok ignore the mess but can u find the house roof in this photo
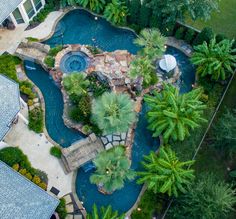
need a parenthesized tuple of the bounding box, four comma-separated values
(0, 0, 23, 24)
(0, 74, 21, 140)
(0, 161, 59, 219)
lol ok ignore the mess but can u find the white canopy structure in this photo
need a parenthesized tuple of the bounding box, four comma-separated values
(159, 54, 177, 72)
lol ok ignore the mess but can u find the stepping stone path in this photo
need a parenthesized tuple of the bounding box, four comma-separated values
(101, 132, 127, 150)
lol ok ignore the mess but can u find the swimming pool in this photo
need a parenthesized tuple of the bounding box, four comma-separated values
(24, 8, 195, 214)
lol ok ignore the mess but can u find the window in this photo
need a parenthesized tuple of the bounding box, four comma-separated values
(33, 0, 42, 11)
(12, 8, 24, 24)
(23, 0, 35, 19)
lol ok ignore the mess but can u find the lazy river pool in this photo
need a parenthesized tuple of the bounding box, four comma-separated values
(24, 9, 195, 213)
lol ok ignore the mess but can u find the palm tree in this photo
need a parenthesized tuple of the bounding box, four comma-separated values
(134, 28, 167, 60)
(129, 56, 157, 86)
(103, 0, 128, 25)
(90, 146, 136, 193)
(77, 0, 106, 13)
(144, 83, 206, 142)
(137, 146, 195, 197)
(87, 204, 125, 219)
(92, 92, 136, 134)
(62, 72, 89, 97)
(191, 38, 236, 81)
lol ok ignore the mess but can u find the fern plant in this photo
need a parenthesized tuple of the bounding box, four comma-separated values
(144, 83, 206, 142)
(92, 92, 136, 134)
(137, 146, 195, 197)
(77, 0, 106, 13)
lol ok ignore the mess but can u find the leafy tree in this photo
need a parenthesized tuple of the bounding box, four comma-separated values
(209, 109, 236, 156)
(90, 146, 136, 193)
(62, 72, 89, 97)
(138, 0, 151, 28)
(147, 0, 219, 25)
(103, 0, 128, 25)
(137, 146, 195, 197)
(92, 92, 136, 134)
(128, 56, 156, 85)
(77, 0, 106, 13)
(87, 204, 125, 219)
(134, 28, 166, 60)
(144, 83, 206, 142)
(128, 0, 141, 24)
(193, 27, 214, 46)
(191, 38, 236, 81)
(168, 174, 236, 219)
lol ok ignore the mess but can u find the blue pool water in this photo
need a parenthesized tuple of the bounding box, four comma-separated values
(23, 9, 195, 213)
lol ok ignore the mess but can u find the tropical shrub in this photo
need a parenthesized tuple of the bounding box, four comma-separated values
(44, 56, 55, 68)
(90, 146, 136, 193)
(48, 45, 63, 56)
(191, 38, 236, 81)
(184, 28, 195, 44)
(19, 168, 27, 175)
(104, 0, 128, 25)
(12, 163, 20, 171)
(63, 72, 89, 97)
(20, 80, 36, 99)
(38, 182, 47, 190)
(168, 174, 236, 219)
(129, 56, 157, 86)
(32, 175, 41, 185)
(128, 0, 141, 24)
(50, 146, 62, 158)
(144, 83, 206, 142)
(92, 92, 136, 134)
(77, 0, 106, 13)
(134, 28, 166, 60)
(87, 204, 125, 219)
(193, 27, 214, 46)
(174, 27, 185, 40)
(28, 106, 44, 133)
(215, 33, 227, 43)
(56, 198, 67, 219)
(26, 37, 39, 42)
(137, 146, 195, 197)
(138, 0, 151, 28)
(25, 172, 33, 180)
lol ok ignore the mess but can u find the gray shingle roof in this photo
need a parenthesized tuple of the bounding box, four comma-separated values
(0, 161, 59, 219)
(0, 0, 23, 24)
(0, 74, 21, 140)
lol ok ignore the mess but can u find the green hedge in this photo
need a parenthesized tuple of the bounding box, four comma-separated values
(29, 106, 44, 133)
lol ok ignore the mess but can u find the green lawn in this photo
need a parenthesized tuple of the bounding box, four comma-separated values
(185, 0, 236, 38)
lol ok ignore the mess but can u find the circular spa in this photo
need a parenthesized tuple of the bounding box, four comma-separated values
(60, 51, 90, 74)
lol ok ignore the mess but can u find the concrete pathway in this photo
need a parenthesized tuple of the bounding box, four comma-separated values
(24, 11, 64, 40)
(4, 111, 73, 197)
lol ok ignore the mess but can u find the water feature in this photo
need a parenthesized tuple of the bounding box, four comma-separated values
(23, 8, 196, 213)
(60, 51, 90, 74)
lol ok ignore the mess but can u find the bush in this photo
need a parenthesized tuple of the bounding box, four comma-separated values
(12, 163, 20, 171)
(56, 198, 67, 219)
(193, 27, 214, 46)
(44, 56, 55, 68)
(184, 28, 196, 44)
(19, 168, 27, 175)
(28, 106, 44, 133)
(27, 37, 39, 42)
(0, 55, 21, 81)
(86, 45, 102, 55)
(25, 172, 33, 180)
(20, 80, 36, 99)
(50, 146, 62, 158)
(38, 182, 47, 190)
(175, 27, 185, 40)
(143, 71, 158, 88)
(48, 45, 63, 57)
(82, 125, 92, 134)
(35, 169, 48, 184)
(32, 175, 41, 185)
(27, 99, 34, 106)
(215, 33, 227, 43)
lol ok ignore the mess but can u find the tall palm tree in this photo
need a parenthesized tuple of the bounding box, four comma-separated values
(87, 204, 125, 219)
(62, 72, 89, 97)
(103, 0, 128, 25)
(191, 38, 236, 81)
(77, 0, 106, 13)
(144, 83, 206, 142)
(92, 92, 136, 134)
(90, 146, 136, 193)
(134, 28, 167, 60)
(129, 56, 157, 86)
(137, 146, 195, 197)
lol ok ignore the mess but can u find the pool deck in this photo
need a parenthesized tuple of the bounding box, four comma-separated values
(4, 109, 73, 197)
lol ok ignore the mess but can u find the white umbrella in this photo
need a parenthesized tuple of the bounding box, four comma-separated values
(159, 54, 177, 72)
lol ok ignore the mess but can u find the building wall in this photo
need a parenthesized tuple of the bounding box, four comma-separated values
(10, 0, 45, 27)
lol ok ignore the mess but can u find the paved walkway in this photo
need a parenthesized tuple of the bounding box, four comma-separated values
(24, 11, 64, 40)
(4, 111, 73, 197)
